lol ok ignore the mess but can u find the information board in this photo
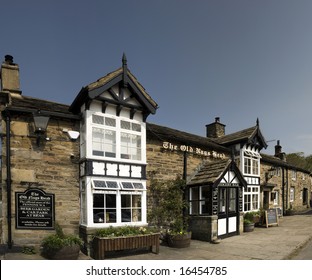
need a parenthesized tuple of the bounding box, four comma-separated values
(16, 188, 55, 229)
(264, 208, 279, 228)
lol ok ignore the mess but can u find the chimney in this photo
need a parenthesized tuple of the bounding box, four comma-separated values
(206, 117, 226, 138)
(274, 140, 286, 161)
(0, 55, 22, 94)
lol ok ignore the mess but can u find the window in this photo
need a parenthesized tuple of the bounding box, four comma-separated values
(244, 186, 259, 211)
(90, 113, 143, 161)
(243, 151, 260, 176)
(189, 186, 211, 215)
(93, 193, 117, 223)
(121, 193, 142, 222)
(272, 191, 279, 205)
(90, 179, 145, 226)
(290, 187, 295, 202)
(291, 170, 297, 181)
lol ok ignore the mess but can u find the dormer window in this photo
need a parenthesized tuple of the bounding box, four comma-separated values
(243, 150, 260, 176)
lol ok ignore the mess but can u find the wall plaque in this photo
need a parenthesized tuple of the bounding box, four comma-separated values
(16, 188, 55, 229)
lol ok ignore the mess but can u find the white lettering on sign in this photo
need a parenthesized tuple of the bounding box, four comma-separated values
(162, 142, 226, 159)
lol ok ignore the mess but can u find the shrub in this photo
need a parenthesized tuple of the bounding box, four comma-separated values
(94, 226, 157, 238)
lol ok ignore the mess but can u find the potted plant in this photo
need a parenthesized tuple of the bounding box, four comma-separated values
(148, 176, 191, 248)
(243, 212, 255, 232)
(41, 223, 82, 259)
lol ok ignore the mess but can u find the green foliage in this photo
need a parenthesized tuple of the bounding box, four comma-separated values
(95, 226, 157, 237)
(41, 223, 82, 258)
(148, 176, 188, 234)
(22, 246, 36, 255)
(287, 152, 312, 172)
(243, 211, 259, 224)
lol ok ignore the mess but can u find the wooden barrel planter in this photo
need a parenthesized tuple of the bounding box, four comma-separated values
(167, 232, 192, 248)
(243, 223, 255, 232)
(92, 233, 160, 259)
(44, 244, 81, 260)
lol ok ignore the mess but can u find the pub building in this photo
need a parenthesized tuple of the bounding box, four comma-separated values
(0, 55, 311, 254)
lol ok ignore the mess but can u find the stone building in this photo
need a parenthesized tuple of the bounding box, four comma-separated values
(0, 55, 311, 251)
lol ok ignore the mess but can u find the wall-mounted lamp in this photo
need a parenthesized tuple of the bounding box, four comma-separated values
(33, 111, 50, 146)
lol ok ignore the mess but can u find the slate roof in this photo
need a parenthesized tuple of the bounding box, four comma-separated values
(69, 62, 158, 115)
(2, 92, 78, 119)
(261, 153, 311, 174)
(146, 122, 230, 153)
(187, 159, 232, 186)
(211, 123, 268, 149)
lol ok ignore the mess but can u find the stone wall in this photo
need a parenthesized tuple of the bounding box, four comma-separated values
(260, 161, 312, 212)
(1, 114, 80, 247)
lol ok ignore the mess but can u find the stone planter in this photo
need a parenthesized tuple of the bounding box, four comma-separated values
(44, 244, 80, 260)
(92, 233, 160, 259)
(167, 232, 192, 248)
(243, 223, 255, 232)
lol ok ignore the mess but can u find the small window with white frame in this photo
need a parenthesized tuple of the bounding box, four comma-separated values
(291, 170, 297, 181)
(290, 187, 295, 202)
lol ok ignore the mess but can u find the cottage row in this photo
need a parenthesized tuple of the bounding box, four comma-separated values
(0, 55, 311, 254)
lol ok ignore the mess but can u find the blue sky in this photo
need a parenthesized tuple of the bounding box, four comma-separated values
(1, 0, 312, 155)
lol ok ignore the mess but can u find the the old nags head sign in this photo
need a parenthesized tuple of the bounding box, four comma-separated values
(16, 188, 55, 229)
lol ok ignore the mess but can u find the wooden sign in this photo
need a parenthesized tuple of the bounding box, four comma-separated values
(16, 188, 55, 229)
(264, 208, 279, 228)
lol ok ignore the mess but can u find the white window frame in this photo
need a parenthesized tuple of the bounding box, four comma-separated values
(290, 187, 295, 203)
(85, 111, 145, 163)
(243, 186, 260, 212)
(242, 149, 260, 176)
(83, 178, 147, 227)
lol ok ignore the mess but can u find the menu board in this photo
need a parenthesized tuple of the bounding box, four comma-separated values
(16, 188, 55, 229)
(264, 208, 279, 228)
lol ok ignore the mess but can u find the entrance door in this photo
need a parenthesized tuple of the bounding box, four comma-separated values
(218, 187, 239, 238)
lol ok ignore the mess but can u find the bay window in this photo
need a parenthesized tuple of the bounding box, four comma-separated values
(90, 113, 143, 162)
(244, 186, 259, 211)
(243, 151, 260, 176)
(90, 179, 145, 226)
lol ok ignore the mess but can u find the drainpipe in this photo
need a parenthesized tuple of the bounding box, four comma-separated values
(282, 167, 285, 215)
(5, 112, 12, 248)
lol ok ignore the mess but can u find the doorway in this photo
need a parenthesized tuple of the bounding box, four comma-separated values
(217, 187, 239, 238)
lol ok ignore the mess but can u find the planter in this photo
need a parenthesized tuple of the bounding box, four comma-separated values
(92, 233, 160, 259)
(285, 209, 295, 216)
(243, 223, 255, 232)
(167, 232, 192, 248)
(44, 244, 80, 260)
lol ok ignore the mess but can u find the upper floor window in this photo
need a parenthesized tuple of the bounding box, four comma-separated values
(291, 170, 297, 181)
(90, 113, 143, 161)
(243, 150, 260, 176)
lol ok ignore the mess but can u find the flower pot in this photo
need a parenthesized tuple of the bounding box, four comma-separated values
(167, 232, 192, 248)
(243, 223, 255, 232)
(45, 244, 80, 260)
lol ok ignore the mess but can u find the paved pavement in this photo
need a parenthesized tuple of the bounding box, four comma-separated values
(1, 211, 312, 260)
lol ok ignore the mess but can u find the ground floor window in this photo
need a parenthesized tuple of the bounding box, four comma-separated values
(188, 186, 212, 215)
(243, 186, 259, 211)
(290, 187, 295, 203)
(80, 178, 146, 226)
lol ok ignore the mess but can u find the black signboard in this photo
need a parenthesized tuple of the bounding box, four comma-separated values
(16, 188, 55, 229)
(264, 208, 279, 228)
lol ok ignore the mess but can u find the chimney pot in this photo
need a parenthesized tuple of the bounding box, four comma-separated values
(5, 55, 14, 64)
(215, 117, 220, 123)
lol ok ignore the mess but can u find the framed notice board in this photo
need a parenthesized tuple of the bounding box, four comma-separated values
(264, 208, 279, 228)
